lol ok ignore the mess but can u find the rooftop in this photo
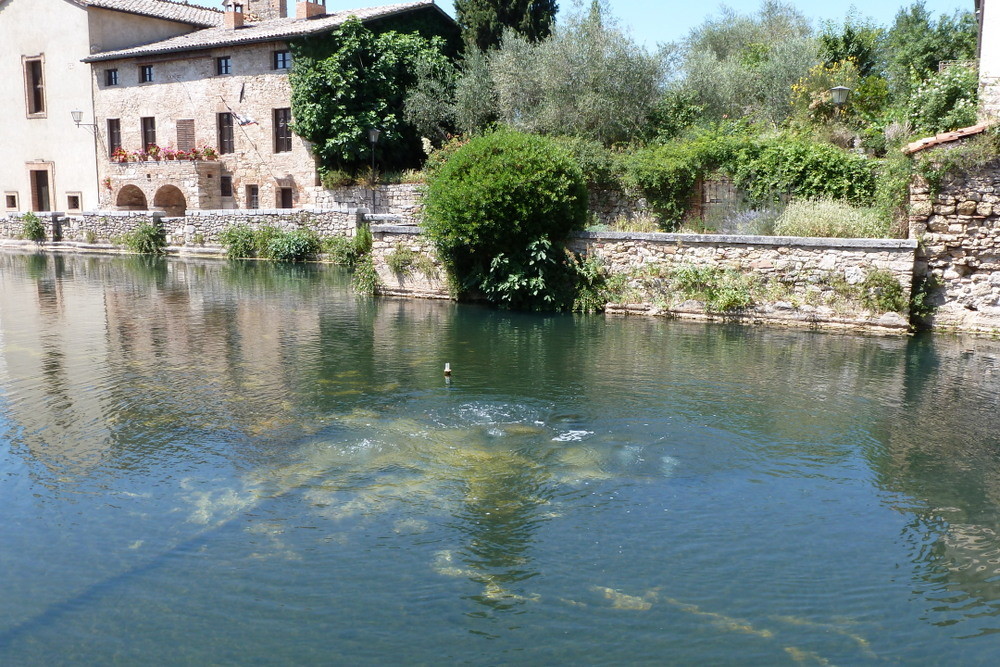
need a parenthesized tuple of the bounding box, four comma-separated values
(79, 0, 222, 28)
(83, 0, 439, 62)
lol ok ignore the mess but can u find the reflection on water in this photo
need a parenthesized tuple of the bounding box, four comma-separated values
(2, 251, 1000, 662)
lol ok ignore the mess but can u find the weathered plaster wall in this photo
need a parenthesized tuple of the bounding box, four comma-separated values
(87, 7, 213, 54)
(371, 226, 918, 332)
(0, 0, 99, 214)
(909, 159, 1000, 333)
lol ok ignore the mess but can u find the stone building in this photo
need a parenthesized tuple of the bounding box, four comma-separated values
(0, 0, 221, 216)
(82, 0, 453, 215)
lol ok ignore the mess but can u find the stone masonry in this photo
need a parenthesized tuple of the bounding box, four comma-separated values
(909, 158, 1000, 333)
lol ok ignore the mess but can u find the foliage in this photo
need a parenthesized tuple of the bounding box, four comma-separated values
(548, 136, 623, 188)
(621, 126, 875, 229)
(321, 169, 354, 188)
(219, 225, 319, 262)
(20, 212, 45, 243)
(818, 12, 885, 77)
(265, 228, 321, 262)
(860, 269, 906, 313)
(352, 255, 381, 295)
(323, 236, 361, 266)
(909, 273, 940, 321)
(121, 222, 166, 255)
(487, 3, 667, 145)
(423, 128, 588, 309)
(730, 136, 876, 205)
(455, 0, 557, 51)
(218, 224, 257, 260)
(884, 2, 978, 94)
(678, 1, 819, 125)
(772, 198, 889, 238)
(911, 130, 1000, 196)
(906, 64, 978, 135)
(669, 264, 758, 311)
(386, 243, 417, 274)
(571, 254, 627, 313)
(354, 224, 373, 255)
(289, 18, 452, 171)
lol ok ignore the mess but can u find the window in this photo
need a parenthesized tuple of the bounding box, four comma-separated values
(273, 108, 292, 153)
(140, 117, 156, 150)
(278, 187, 293, 209)
(5, 193, 18, 211)
(217, 112, 234, 154)
(273, 50, 291, 70)
(139, 64, 154, 83)
(67, 193, 82, 212)
(220, 176, 233, 198)
(105, 68, 119, 86)
(245, 184, 259, 209)
(24, 56, 45, 116)
(107, 118, 122, 157)
(216, 56, 232, 76)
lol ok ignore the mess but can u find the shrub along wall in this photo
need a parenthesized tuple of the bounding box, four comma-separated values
(372, 225, 918, 332)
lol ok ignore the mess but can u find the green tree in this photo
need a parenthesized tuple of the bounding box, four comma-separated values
(885, 2, 978, 93)
(818, 12, 885, 78)
(455, 0, 558, 51)
(289, 18, 452, 171)
(678, 1, 819, 125)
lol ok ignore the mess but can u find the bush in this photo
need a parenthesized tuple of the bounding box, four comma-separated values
(321, 169, 355, 188)
(266, 228, 320, 262)
(352, 255, 381, 294)
(121, 222, 166, 255)
(773, 198, 889, 238)
(323, 236, 361, 265)
(861, 269, 906, 313)
(669, 264, 758, 311)
(422, 128, 588, 309)
(219, 225, 319, 262)
(386, 243, 416, 274)
(21, 212, 45, 243)
(219, 224, 258, 260)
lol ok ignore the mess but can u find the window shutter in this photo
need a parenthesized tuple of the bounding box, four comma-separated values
(176, 119, 195, 152)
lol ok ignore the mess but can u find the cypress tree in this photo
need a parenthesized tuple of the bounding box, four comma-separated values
(455, 0, 558, 52)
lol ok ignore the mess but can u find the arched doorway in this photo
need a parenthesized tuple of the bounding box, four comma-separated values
(116, 185, 148, 211)
(153, 185, 186, 217)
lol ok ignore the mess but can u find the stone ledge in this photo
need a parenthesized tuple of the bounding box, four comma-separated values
(574, 230, 918, 250)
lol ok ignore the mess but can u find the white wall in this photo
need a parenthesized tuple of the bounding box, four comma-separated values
(981, 0, 1000, 118)
(0, 0, 98, 213)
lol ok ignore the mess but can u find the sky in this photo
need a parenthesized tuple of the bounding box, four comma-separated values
(187, 0, 975, 47)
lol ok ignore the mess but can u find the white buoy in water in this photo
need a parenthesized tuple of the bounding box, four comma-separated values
(444, 363, 452, 377)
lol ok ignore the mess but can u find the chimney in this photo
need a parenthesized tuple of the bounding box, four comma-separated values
(224, 1, 245, 29)
(296, 1, 326, 19)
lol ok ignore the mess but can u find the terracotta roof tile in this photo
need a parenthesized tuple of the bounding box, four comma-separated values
(85, 0, 222, 27)
(902, 123, 991, 154)
(84, 1, 439, 61)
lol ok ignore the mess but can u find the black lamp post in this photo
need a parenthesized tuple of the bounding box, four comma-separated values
(368, 127, 380, 213)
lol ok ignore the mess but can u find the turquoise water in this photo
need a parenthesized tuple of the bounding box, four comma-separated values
(2, 251, 1000, 664)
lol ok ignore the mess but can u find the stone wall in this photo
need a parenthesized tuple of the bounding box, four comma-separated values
(1, 207, 360, 247)
(908, 159, 1000, 333)
(371, 226, 449, 299)
(372, 225, 918, 332)
(312, 184, 424, 223)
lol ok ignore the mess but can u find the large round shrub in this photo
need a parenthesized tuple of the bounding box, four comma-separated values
(422, 129, 588, 307)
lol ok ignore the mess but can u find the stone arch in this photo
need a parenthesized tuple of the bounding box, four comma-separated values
(115, 185, 148, 211)
(153, 185, 186, 217)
